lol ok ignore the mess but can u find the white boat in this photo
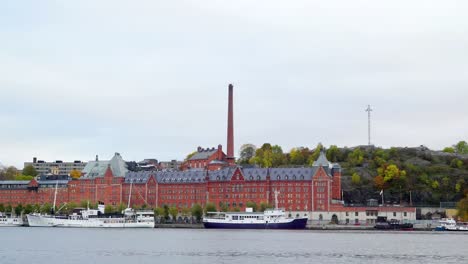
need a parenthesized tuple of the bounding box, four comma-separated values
(203, 190, 308, 229)
(435, 218, 468, 232)
(0, 212, 24, 227)
(27, 180, 154, 228)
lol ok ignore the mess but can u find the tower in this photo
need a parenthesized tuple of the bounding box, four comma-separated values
(365, 105, 373, 146)
(227, 84, 235, 164)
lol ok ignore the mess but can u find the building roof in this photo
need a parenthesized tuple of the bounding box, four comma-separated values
(81, 152, 128, 179)
(189, 148, 218, 161)
(313, 151, 330, 167)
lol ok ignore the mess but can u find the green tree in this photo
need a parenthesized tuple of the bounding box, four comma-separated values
(154, 207, 166, 222)
(5, 204, 13, 214)
(239, 144, 256, 164)
(14, 204, 23, 216)
(450, 158, 463, 169)
(351, 173, 361, 185)
(259, 202, 272, 212)
(289, 148, 305, 165)
(308, 143, 323, 165)
(326, 145, 340, 162)
(116, 203, 126, 212)
(104, 205, 115, 214)
(22, 165, 38, 177)
(14, 175, 34, 181)
(0, 203, 4, 212)
(432, 180, 440, 190)
(246, 201, 258, 212)
(190, 204, 203, 222)
(454, 141, 468, 154)
(168, 206, 178, 220)
(348, 148, 364, 166)
(4, 166, 18, 180)
(443, 147, 455, 153)
(204, 202, 216, 213)
(185, 151, 197, 161)
(23, 204, 33, 214)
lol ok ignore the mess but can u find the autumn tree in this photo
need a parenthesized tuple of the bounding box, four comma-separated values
(374, 175, 385, 190)
(290, 148, 305, 165)
(70, 169, 82, 179)
(456, 194, 468, 221)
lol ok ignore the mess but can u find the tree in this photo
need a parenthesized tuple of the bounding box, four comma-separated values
(289, 148, 305, 165)
(22, 165, 38, 177)
(454, 141, 468, 154)
(104, 205, 115, 214)
(443, 147, 455, 153)
(374, 175, 385, 190)
(5, 204, 13, 214)
(191, 204, 203, 222)
(0, 203, 4, 212)
(154, 207, 166, 222)
(185, 151, 197, 161)
(24, 204, 34, 214)
(351, 173, 361, 185)
(259, 202, 272, 212)
(326, 145, 340, 162)
(168, 206, 178, 220)
(70, 170, 82, 179)
(450, 158, 463, 169)
(239, 144, 256, 164)
(246, 201, 258, 212)
(204, 202, 216, 213)
(307, 143, 323, 165)
(14, 175, 34, 181)
(14, 204, 23, 216)
(4, 166, 18, 180)
(432, 180, 440, 190)
(348, 148, 364, 166)
(117, 203, 126, 213)
(457, 194, 468, 221)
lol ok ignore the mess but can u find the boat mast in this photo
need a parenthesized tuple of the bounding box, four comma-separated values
(127, 179, 133, 209)
(274, 189, 279, 209)
(52, 180, 58, 214)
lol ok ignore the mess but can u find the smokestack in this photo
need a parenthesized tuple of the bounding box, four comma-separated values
(227, 84, 234, 160)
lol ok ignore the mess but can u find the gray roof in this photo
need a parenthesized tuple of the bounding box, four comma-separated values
(313, 152, 331, 167)
(269, 168, 317, 181)
(37, 180, 69, 185)
(208, 167, 236, 181)
(155, 170, 206, 184)
(242, 168, 269, 181)
(125, 171, 155, 184)
(189, 149, 217, 161)
(81, 152, 128, 179)
(0, 180, 30, 185)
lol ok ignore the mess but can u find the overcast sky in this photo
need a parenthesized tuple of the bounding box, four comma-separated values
(1, 1, 467, 168)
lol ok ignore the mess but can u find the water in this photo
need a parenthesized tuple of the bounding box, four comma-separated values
(1, 228, 467, 264)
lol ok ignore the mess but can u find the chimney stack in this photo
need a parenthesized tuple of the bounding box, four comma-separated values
(227, 84, 234, 162)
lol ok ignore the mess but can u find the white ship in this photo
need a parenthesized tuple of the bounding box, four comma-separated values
(0, 212, 24, 227)
(27, 180, 154, 228)
(203, 190, 308, 229)
(435, 218, 468, 232)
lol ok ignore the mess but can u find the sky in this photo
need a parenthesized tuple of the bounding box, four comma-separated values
(1, 0, 467, 168)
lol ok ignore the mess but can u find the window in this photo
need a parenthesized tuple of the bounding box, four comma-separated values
(355, 212, 358, 216)
(404, 212, 407, 217)
(393, 212, 396, 217)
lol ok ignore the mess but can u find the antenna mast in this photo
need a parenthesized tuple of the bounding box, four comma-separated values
(365, 105, 373, 146)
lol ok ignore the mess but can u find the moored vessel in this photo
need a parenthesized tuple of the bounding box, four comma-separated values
(435, 218, 468, 232)
(0, 212, 24, 227)
(203, 190, 308, 229)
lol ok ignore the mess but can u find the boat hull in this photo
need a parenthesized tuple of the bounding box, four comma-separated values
(203, 218, 308, 229)
(27, 214, 153, 228)
(0, 218, 24, 227)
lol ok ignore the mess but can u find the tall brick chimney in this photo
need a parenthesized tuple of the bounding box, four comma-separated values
(227, 84, 234, 163)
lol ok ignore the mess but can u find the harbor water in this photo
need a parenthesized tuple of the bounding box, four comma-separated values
(1, 228, 467, 264)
